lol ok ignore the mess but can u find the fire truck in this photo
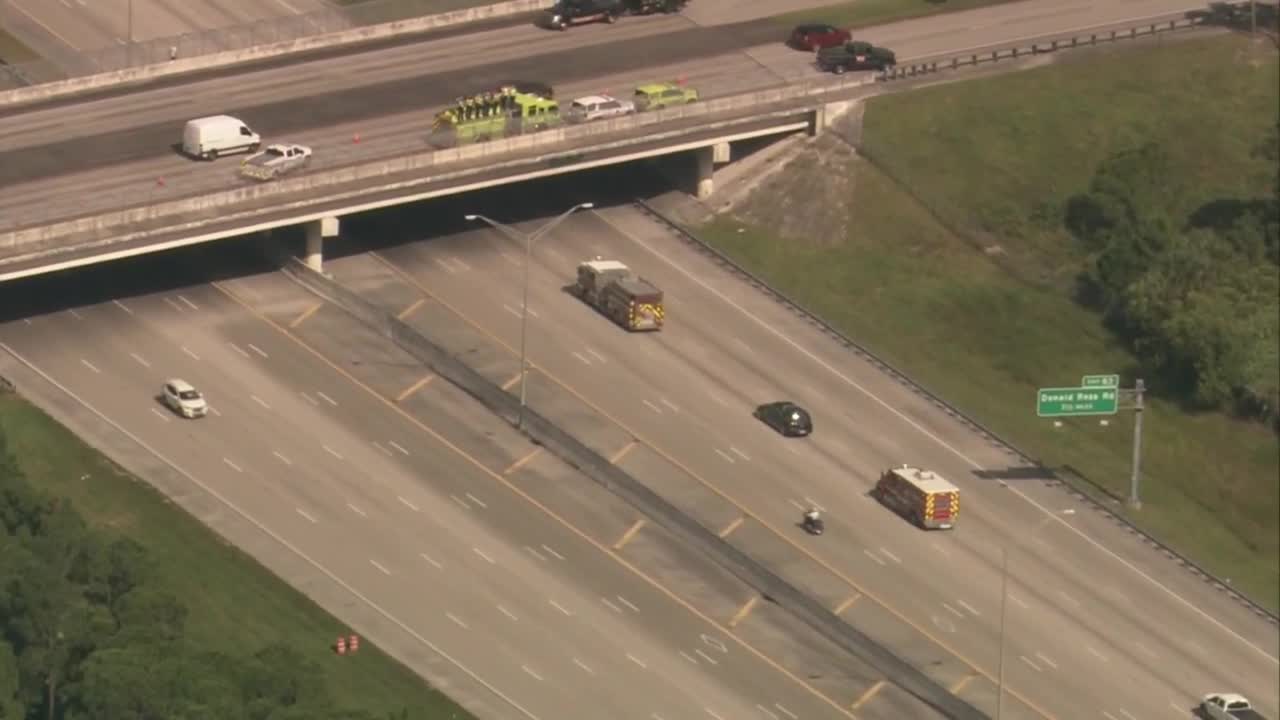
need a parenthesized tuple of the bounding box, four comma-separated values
(543, 0, 688, 29)
(873, 465, 960, 529)
(432, 86, 560, 145)
(571, 257, 664, 331)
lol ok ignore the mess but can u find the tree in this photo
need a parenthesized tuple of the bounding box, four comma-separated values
(0, 641, 23, 720)
(241, 644, 329, 720)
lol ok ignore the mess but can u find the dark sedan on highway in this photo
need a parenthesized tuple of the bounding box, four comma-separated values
(788, 23, 851, 51)
(754, 401, 813, 437)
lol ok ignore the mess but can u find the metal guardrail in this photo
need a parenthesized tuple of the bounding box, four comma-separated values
(280, 255, 989, 720)
(632, 200, 1280, 625)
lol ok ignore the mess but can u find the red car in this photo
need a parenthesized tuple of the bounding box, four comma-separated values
(789, 23, 851, 51)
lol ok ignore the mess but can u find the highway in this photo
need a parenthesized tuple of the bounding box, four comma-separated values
(0, 246, 946, 720)
(0, 0, 1211, 233)
(310, 175, 1280, 720)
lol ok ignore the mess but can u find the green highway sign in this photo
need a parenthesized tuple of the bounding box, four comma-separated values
(1037, 387, 1119, 417)
(1081, 374, 1120, 389)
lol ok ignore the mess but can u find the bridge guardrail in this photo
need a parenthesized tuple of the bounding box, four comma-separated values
(633, 197, 1279, 626)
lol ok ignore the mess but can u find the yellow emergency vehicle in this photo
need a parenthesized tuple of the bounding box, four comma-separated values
(874, 465, 959, 530)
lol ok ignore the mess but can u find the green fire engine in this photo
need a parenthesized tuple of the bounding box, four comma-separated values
(433, 86, 562, 144)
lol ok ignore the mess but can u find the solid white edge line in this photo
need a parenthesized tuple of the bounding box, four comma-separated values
(0, 342, 541, 720)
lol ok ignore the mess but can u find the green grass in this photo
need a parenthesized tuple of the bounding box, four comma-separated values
(698, 35, 1280, 611)
(0, 392, 473, 719)
(0, 28, 39, 65)
(779, 0, 1025, 30)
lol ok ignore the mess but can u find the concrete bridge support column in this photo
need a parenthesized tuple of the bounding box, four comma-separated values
(694, 142, 731, 200)
(304, 216, 340, 272)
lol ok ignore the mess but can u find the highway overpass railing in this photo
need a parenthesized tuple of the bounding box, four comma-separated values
(632, 200, 1280, 626)
(280, 255, 990, 720)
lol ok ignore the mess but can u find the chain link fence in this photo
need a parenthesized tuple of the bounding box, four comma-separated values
(0, 0, 507, 88)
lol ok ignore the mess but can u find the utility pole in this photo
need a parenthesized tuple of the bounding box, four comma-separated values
(1129, 378, 1145, 509)
(996, 547, 1008, 720)
(127, 0, 134, 66)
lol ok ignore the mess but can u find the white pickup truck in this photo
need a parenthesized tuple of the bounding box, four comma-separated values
(240, 143, 312, 180)
(1202, 694, 1268, 720)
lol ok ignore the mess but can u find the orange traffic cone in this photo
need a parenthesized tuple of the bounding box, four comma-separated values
(335, 636, 347, 655)
(348, 634, 360, 653)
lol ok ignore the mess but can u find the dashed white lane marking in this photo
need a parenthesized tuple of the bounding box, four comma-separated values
(1008, 592, 1029, 609)
(707, 390, 730, 407)
(680, 651, 698, 665)
(879, 547, 903, 564)
(347, 503, 367, 517)
(182, 346, 200, 360)
(695, 649, 718, 665)
(864, 549, 887, 566)
(369, 559, 391, 575)
(373, 441, 392, 456)
(435, 258, 458, 275)
(714, 448, 736, 464)
(1058, 590, 1080, 607)
(222, 457, 242, 472)
(67, 308, 84, 320)
(522, 665, 543, 681)
(525, 546, 546, 561)
(323, 445, 344, 460)
(80, 358, 100, 373)
(177, 295, 198, 310)
(643, 399, 663, 414)
(251, 395, 270, 409)
(1019, 655, 1043, 672)
(1034, 651, 1057, 669)
(542, 544, 565, 560)
(586, 347, 606, 363)
(788, 498, 805, 511)
(296, 508, 317, 523)
(1168, 700, 1184, 713)
(447, 612, 469, 629)
(301, 392, 318, 405)
(1117, 708, 1137, 720)
(626, 653, 647, 669)
(572, 351, 592, 365)
(398, 496, 419, 511)
(617, 596, 639, 612)
(465, 492, 487, 509)
(113, 299, 133, 315)
(1102, 712, 1119, 720)
(129, 352, 150, 368)
(775, 704, 798, 720)
(931, 541, 951, 557)
(756, 705, 779, 720)
(247, 344, 268, 358)
(473, 547, 495, 564)
(420, 552, 443, 569)
(730, 446, 751, 461)
(660, 396, 680, 412)
(317, 391, 338, 406)
(601, 597, 622, 613)
(164, 297, 184, 312)
(943, 603, 964, 618)
(273, 451, 292, 465)
(549, 599, 573, 616)
(705, 709, 725, 720)
(957, 599, 981, 616)
(1135, 641, 1158, 659)
(652, 714, 666, 720)
(230, 343, 250, 358)
(803, 496, 826, 512)
(149, 407, 171, 421)
(573, 657, 594, 675)
(388, 440, 409, 455)
(1086, 645, 1108, 662)
(498, 605, 518, 621)
(451, 495, 471, 510)
(209, 407, 221, 417)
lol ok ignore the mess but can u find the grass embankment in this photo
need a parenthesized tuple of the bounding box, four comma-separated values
(779, 0, 1024, 29)
(699, 35, 1280, 610)
(0, 392, 472, 719)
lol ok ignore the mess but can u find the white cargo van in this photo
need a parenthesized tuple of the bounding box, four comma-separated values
(182, 115, 261, 160)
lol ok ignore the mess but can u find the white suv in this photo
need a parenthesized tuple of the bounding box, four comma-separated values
(162, 379, 208, 418)
(568, 94, 636, 122)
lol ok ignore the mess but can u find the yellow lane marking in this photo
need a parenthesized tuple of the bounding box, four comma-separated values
(834, 594, 860, 615)
(503, 448, 542, 476)
(215, 279, 859, 719)
(718, 516, 744, 538)
(289, 302, 323, 328)
(613, 519, 646, 550)
(728, 595, 759, 628)
(397, 298, 427, 320)
(950, 675, 978, 694)
(501, 372, 522, 391)
(366, 253, 1057, 720)
(851, 680, 885, 710)
(609, 440, 637, 464)
(396, 374, 434, 402)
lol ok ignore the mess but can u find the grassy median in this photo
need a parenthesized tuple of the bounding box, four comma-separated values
(698, 34, 1280, 610)
(0, 391, 473, 719)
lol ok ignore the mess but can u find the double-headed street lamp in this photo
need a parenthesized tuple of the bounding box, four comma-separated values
(465, 202, 594, 428)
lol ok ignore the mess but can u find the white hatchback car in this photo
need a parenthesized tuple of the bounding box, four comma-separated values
(162, 378, 208, 418)
(568, 94, 636, 122)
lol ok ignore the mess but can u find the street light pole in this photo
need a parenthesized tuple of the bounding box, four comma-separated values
(465, 202, 593, 429)
(128, 0, 134, 66)
(996, 547, 1008, 720)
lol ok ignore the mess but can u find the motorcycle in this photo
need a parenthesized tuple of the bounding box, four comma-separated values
(802, 515, 824, 536)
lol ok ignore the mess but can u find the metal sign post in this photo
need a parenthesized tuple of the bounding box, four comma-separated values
(1036, 375, 1147, 510)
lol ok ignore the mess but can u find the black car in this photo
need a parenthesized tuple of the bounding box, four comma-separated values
(754, 401, 813, 437)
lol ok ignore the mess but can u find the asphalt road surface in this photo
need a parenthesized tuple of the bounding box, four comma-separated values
(0, 0, 1211, 231)
(1, 0, 332, 68)
(0, 246, 952, 720)
(310, 185, 1280, 720)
